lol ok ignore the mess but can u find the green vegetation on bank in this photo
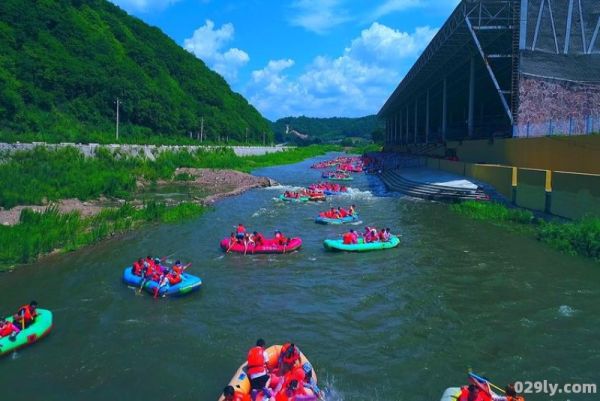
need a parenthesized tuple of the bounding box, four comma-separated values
(451, 201, 600, 261)
(0, 202, 205, 267)
(0, 0, 271, 143)
(0, 145, 337, 208)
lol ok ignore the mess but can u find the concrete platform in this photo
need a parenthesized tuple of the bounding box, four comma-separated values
(399, 167, 479, 190)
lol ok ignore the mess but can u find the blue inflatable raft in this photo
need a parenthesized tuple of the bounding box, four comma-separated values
(122, 267, 202, 297)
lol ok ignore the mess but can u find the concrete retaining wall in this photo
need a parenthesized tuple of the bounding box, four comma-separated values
(429, 156, 600, 219)
(446, 135, 600, 175)
(551, 172, 600, 219)
(0, 142, 293, 159)
(515, 168, 548, 211)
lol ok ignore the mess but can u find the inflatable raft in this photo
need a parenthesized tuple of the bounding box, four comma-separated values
(323, 235, 400, 252)
(278, 194, 309, 203)
(220, 238, 302, 254)
(122, 267, 202, 297)
(327, 175, 353, 182)
(217, 344, 318, 401)
(0, 309, 53, 357)
(439, 388, 461, 401)
(315, 214, 359, 225)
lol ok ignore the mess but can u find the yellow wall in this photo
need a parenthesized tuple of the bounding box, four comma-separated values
(469, 164, 514, 199)
(551, 172, 600, 219)
(448, 136, 600, 174)
(516, 168, 547, 211)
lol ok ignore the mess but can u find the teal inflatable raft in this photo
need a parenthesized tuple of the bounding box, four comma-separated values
(323, 236, 400, 252)
(0, 309, 53, 357)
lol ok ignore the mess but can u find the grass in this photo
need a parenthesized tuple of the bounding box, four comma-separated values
(0, 202, 206, 268)
(451, 201, 600, 261)
(0, 144, 338, 208)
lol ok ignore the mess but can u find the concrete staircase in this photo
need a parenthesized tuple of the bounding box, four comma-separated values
(380, 169, 489, 201)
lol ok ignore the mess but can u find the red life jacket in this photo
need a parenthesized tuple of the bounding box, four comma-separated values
(227, 391, 251, 401)
(133, 262, 143, 276)
(342, 233, 353, 244)
(458, 386, 492, 401)
(0, 323, 17, 337)
(247, 346, 267, 377)
(17, 305, 34, 321)
(172, 265, 183, 274)
(237, 225, 246, 234)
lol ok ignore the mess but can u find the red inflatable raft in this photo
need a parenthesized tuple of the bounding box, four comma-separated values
(220, 238, 303, 254)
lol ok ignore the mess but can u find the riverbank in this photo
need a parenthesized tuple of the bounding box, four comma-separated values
(451, 201, 600, 261)
(0, 144, 336, 268)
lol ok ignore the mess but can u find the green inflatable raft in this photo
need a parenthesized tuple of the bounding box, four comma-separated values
(323, 236, 400, 252)
(0, 309, 53, 357)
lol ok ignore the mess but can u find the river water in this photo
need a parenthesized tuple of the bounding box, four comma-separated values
(1, 154, 598, 401)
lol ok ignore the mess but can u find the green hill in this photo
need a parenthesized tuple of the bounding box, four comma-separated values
(272, 115, 383, 144)
(0, 0, 272, 143)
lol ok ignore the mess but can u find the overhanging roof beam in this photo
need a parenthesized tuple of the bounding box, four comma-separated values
(589, 16, 600, 54)
(465, 16, 513, 124)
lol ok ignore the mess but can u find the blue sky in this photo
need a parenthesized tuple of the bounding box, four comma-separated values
(109, 0, 460, 120)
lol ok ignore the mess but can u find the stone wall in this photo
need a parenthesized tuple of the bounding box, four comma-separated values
(517, 75, 600, 128)
(0, 143, 292, 160)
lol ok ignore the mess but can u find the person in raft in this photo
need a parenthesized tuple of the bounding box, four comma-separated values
(247, 339, 272, 397)
(274, 231, 289, 246)
(459, 380, 525, 401)
(348, 204, 356, 215)
(222, 385, 251, 401)
(0, 317, 20, 339)
(275, 379, 318, 401)
(12, 301, 38, 329)
(342, 229, 358, 245)
(236, 224, 247, 240)
(253, 231, 266, 247)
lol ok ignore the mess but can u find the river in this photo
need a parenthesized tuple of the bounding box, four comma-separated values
(1, 154, 598, 401)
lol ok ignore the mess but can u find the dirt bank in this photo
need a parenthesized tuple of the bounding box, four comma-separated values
(0, 169, 276, 226)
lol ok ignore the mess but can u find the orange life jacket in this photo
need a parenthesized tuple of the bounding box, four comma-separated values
(167, 272, 182, 285)
(172, 265, 183, 274)
(227, 391, 251, 401)
(247, 346, 267, 377)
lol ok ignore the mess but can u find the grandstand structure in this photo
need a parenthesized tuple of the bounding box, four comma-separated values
(379, 0, 600, 145)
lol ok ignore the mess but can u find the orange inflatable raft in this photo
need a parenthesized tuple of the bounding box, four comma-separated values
(217, 344, 318, 401)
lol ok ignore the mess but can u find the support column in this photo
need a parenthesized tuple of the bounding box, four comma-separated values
(406, 105, 410, 145)
(399, 109, 404, 145)
(468, 56, 475, 137)
(425, 89, 430, 144)
(414, 100, 418, 144)
(394, 113, 398, 144)
(442, 77, 447, 141)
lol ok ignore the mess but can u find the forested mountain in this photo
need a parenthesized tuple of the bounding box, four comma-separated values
(0, 0, 272, 143)
(272, 115, 383, 144)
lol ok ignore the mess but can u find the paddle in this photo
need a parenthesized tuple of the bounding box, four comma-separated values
(226, 240, 236, 253)
(468, 371, 506, 395)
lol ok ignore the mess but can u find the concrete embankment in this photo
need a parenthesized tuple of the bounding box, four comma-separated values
(0, 142, 292, 159)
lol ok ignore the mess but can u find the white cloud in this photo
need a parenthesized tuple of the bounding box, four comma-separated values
(245, 22, 437, 120)
(370, 0, 460, 20)
(109, 0, 180, 13)
(183, 20, 249, 82)
(371, 0, 423, 20)
(289, 0, 351, 34)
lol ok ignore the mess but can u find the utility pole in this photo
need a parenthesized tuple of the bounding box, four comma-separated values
(245, 127, 248, 144)
(200, 117, 204, 142)
(115, 97, 121, 141)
